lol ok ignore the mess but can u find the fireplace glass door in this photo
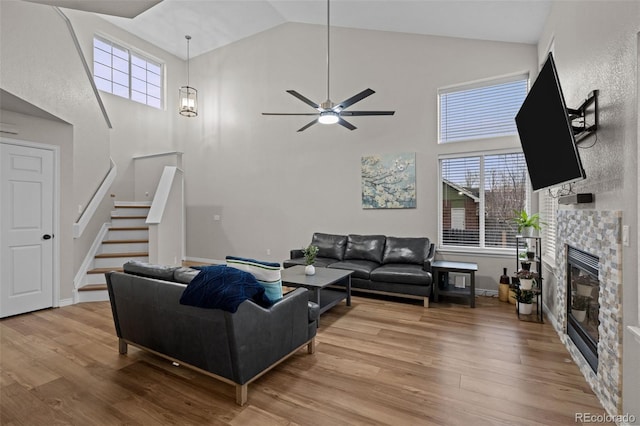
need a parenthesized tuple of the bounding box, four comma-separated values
(567, 246, 599, 372)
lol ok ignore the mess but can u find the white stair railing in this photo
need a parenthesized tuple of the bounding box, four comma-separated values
(146, 166, 184, 265)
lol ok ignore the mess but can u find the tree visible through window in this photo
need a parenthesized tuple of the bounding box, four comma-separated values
(440, 152, 529, 249)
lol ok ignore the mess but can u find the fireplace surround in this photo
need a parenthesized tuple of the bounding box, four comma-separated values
(554, 210, 622, 415)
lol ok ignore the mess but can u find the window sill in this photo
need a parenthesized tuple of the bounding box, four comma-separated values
(437, 246, 515, 258)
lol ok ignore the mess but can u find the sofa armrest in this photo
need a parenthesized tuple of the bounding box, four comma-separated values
(226, 287, 315, 384)
(423, 243, 436, 271)
(290, 249, 303, 259)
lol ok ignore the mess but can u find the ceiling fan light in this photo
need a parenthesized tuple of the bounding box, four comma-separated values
(318, 111, 339, 124)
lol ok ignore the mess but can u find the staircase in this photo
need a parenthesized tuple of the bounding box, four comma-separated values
(77, 201, 151, 302)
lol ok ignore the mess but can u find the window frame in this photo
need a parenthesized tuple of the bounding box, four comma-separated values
(438, 148, 532, 256)
(438, 73, 529, 144)
(93, 34, 164, 109)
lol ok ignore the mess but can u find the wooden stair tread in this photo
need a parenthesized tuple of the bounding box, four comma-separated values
(78, 284, 107, 292)
(95, 252, 148, 259)
(109, 226, 149, 231)
(88, 267, 123, 274)
(111, 215, 148, 219)
(102, 239, 149, 244)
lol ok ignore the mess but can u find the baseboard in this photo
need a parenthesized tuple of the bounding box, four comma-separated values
(475, 288, 498, 297)
(58, 298, 73, 307)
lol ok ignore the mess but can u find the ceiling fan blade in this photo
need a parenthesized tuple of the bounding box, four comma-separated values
(262, 113, 320, 116)
(335, 88, 375, 110)
(337, 117, 357, 131)
(287, 90, 320, 110)
(340, 111, 395, 116)
(297, 119, 318, 132)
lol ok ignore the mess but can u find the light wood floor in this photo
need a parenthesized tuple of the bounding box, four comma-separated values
(1, 295, 613, 425)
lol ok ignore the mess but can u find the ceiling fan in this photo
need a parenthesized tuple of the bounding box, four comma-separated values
(262, 0, 395, 132)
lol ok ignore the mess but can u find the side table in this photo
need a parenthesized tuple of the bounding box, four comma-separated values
(432, 260, 478, 308)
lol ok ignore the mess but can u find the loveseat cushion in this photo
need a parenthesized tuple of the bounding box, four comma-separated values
(370, 264, 432, 286)
(382, 237, 430, 265)
(173, 267, 200, 284)
(123, 260, 179, 281)
(226, 256, 283, 302)
(283, 257, 336, 268)
(329, 259, 379, 280)
(311, 233, 348, 260)
(344, 234, 386, 264)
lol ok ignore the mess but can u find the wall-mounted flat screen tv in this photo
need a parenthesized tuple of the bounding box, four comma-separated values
(515, 52, 585, 191)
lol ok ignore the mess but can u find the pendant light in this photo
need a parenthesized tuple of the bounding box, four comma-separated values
(179, 35, 197, 117)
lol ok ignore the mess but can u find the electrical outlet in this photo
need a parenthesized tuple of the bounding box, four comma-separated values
(622, 225, 630, 247)
(213, 215, 221, 221)
(266, 249, 271, 256)
(78, 204, 83, 214)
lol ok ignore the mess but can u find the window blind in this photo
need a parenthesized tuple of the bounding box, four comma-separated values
(542, 191, 558, 259)
(439, 77, 528, 143)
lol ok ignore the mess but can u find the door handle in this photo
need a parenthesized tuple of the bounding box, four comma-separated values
(43, 234, 53, 240)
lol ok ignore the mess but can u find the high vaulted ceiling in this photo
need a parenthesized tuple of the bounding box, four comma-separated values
(25, 0, 553, 60)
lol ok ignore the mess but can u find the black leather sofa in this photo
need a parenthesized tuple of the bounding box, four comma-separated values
(105, 261, 318, 406)
(284, 233, 436, 307)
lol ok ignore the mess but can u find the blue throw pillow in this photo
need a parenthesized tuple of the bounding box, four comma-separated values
(179, 265, 273, 312)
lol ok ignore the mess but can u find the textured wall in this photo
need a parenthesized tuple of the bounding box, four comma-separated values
(182, 22, 537, 289)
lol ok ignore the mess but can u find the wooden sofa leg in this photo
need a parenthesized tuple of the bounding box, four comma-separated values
(118, 338, 128, 354)
(307, 338, 316, 354)
(236, 384, 248, 406)
(423, 297, 429, 308)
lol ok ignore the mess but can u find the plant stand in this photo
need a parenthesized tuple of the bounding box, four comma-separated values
(515, 236, 543, 323)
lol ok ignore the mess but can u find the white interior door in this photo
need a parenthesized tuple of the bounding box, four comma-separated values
(0, 143, 54, 318)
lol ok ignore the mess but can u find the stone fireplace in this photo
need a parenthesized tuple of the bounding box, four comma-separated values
(553, 210, 623, 415)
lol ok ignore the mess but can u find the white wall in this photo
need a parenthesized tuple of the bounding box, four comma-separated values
(537, 1, 639, 420)
(1, 1, 189, 298)
(182, 22, 537, 291)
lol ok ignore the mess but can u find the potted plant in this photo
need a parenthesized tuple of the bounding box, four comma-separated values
(572, 295, 590, 322)
(517, 270, 538, 290)
(512, 209, 544, 237)
(301, 244, 319, 275)
(514, 288, 535, 315)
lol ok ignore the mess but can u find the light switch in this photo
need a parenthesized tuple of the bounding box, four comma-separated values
(622, 225, 630, 247)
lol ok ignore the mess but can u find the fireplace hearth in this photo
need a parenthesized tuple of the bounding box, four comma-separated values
(566, 246, 599, 372)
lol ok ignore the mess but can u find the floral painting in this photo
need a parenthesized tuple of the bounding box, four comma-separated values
(361, 153, 416, 209)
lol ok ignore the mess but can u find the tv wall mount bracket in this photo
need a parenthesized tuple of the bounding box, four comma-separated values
(567, 89, 598, 143)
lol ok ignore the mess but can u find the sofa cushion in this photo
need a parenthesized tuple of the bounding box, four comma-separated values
(329, 259, 379, 280)
(173, 267, 200, 284)
(311, 233, 348, 260)
(283, 257, 336, 269)
(370, 264, 431, 286)
(344, 234, 386, 264)
(225, 256, 283, 302)
(123, 260, 179, 281)
(382, 237, 430, 265)
(179, 265, 272, 312)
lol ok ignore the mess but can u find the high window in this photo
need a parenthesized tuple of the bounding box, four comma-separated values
(439, 75, 528, 143)
(93, 36, 163, 109)
(440, 152, 529, 250)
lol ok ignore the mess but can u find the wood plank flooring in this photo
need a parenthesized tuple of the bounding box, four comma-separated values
(0, 296, 613, 425)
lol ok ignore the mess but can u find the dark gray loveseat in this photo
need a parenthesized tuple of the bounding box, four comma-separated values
(106, 261, 318, 406)
(284, 233, 435, 307)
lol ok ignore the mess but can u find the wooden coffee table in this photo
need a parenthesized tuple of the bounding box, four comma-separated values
(281, 266, 353, 325)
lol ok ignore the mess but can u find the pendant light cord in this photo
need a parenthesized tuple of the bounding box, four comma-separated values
(186, 35, 191, 87)
(326, 0, 330, 101)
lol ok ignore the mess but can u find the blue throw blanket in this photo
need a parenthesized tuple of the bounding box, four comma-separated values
(180, 265, 273, 313)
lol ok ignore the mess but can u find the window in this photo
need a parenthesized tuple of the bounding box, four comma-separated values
(542, 190, 558, 260)
(93, 36, 162, 109)
(439, 75, 528, 143)
(440, 152, 529, 250)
